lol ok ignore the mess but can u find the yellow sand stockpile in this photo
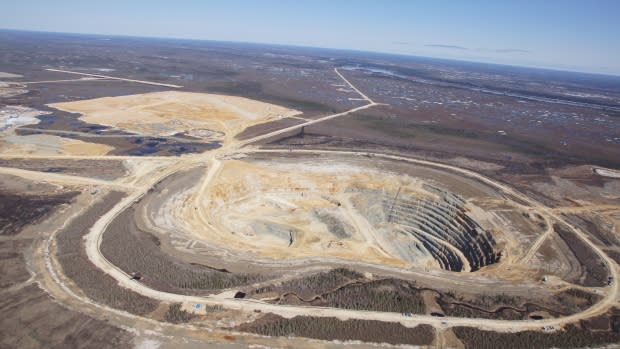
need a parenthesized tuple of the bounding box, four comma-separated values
(49, 91, 301, 140)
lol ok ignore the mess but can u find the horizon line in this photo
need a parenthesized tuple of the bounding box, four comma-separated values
(2, 27, 619, 78)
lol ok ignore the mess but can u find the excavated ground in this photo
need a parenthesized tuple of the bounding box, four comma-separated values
(132, 154, 532, 275)
(49, 91, 302, 142)
(202, 159, 500, 271)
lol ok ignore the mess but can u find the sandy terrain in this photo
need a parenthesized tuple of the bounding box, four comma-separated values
(0, 134, 113, 156)
(131, 155, 518, 276)
(191, 159, 416, 265)
(49, 91, 302, 141)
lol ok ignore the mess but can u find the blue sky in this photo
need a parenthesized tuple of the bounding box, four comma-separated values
(1, 0, 619, 75)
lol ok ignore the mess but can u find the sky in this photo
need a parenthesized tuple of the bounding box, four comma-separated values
(1, 0, 619, 75)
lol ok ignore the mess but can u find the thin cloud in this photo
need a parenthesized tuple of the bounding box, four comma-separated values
(495, 48, 530, 54)
(425, 44, 468, 50)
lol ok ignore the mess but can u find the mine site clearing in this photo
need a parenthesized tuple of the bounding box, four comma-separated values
(80, 146, 618, 330)
(2, 63, 619, 348)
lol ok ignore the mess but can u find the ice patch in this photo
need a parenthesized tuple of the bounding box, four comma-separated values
(0, 106, 48, 131)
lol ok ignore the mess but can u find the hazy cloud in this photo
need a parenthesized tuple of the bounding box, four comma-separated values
(425, 44, 468, 50)
(495, 48, 530, 54)
(414, 44, 529, 55)
(394, 41, 411, 45)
